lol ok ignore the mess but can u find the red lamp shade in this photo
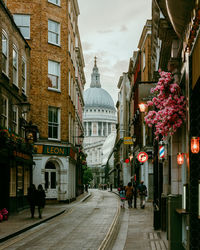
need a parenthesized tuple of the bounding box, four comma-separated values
(177, 153, 184, 165)
(191, 137, 200, 154)
(125, 158, 130, 163)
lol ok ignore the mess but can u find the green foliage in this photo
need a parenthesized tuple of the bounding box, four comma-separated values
(83, 167, 93, 184)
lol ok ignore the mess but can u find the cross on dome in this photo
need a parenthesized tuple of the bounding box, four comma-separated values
(94, 56, 97, 67)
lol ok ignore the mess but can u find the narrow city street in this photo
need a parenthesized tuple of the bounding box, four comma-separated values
(0, 190, 119, 250)
(0, 190, 168, 250)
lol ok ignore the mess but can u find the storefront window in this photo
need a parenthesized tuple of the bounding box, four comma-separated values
(10, 167, 16, 197)
(17, 166, 23, 194)
(24, 166, 30, 195)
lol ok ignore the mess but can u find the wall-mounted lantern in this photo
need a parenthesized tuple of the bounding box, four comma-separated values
(177, 152, 184, 165)
(13, 101, 31, 114)
(138, 103, 147, 113)
(191, 137, 200, 154)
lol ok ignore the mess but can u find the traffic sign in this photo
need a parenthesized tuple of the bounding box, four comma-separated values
(137, 152, 148, 163)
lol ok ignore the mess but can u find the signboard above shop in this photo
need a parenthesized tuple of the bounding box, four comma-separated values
(123, 137, 133, 145)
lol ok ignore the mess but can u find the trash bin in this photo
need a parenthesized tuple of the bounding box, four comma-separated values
(161, 195, 167, 231)
(168, 195, 184, 250)
(153, 202, 161, 230)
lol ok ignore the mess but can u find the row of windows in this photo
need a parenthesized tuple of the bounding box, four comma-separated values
(84, 122, 113, 137)
(2, 30, 76, 99)
(1, 100, 73, 141)
(13, 11, 76, 49)
(1, 95, 26, 135)
(2, 29, 27, 94)
(85, 109, 115, 114)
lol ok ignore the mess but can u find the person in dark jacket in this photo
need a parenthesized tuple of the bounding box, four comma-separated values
(133, 181, 138, 208)
(27, 184, 36, 218)
(138, 181, 147, 209)
(36, 184, 46, 219)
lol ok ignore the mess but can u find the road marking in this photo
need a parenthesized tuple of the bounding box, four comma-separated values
(97, 197, 120, 250)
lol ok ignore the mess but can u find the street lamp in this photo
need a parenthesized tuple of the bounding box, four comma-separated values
(14, 101, 31, 114)
(73, 133, 84, 146)
(191, 137, 200, 154)
(177, 153, 184, 165)
(139, 103, 147, 113)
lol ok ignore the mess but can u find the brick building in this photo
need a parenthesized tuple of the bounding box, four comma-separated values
(0, 0, 32, 212)
(6, 0, 85, 201)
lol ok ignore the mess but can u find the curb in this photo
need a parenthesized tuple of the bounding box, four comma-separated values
(0, 193, 91, 244)
(0, 209, 66, 243)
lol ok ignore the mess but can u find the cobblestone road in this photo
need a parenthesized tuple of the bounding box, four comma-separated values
(0, 190, 119, 250)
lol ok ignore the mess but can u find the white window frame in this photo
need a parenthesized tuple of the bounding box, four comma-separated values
(1, 96, 8, 128)
(12, 105, 18, 134)
(48, 106, 60, 140)
(48, 60, 60, 91)
(13, 45, 18, 87)
(10, 167, 16, 197)
(48, 0, 60, 6)
(2, 29, 9, 75)
(68, 32, 71, 52)
(68, 70, 71, 95)
(69, 113, 71, 142)
(48, 19, 60, 46)
(68, 0, 71, 17)
(22, 57, 27, 94)
(13, 14, 30, 39)
(143, 51, 146, 71)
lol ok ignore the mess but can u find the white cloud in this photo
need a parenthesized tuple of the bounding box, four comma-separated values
(78, 0, 151, 105)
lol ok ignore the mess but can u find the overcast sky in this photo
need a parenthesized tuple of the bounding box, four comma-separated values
(78, 0, 152, 105)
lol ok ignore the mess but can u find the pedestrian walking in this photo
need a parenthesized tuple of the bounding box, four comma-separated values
(125, 182, 134, 208)
(138, 181, 147, 209)
(85, 184, 88, 192)
(119, 186, 126, 208)
(133, 181, 137, 208)
(36, 184, 46, 219)
(27, 184, 36, 218)
(110, 183, 113, 192)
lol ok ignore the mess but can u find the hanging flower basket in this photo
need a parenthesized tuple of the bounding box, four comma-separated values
(144, 70, 186, 140)
(0, 128, 33, 153)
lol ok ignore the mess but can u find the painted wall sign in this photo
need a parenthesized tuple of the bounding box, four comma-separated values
(43, 145, 70, 156)
(34, 145, 76, 160)
(13, 151, 31, 160)
(137, 152, 148, 163)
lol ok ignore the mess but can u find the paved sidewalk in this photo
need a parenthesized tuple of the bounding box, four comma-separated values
(0, 192, 90, 243)
(111, 193, 168, 250)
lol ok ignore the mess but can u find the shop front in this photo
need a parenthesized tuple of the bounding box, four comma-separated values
(0, 141, 33, 213)
(33, 144, 77, 202)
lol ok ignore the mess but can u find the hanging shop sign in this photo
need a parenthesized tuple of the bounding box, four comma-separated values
(123, 137, 133, 145)
(137, 152, 148, 163)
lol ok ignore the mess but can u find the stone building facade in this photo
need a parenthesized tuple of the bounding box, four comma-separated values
(0, 0, 32, 212)
(83, 59, 116, 186)
(7, 0, 85, 202)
